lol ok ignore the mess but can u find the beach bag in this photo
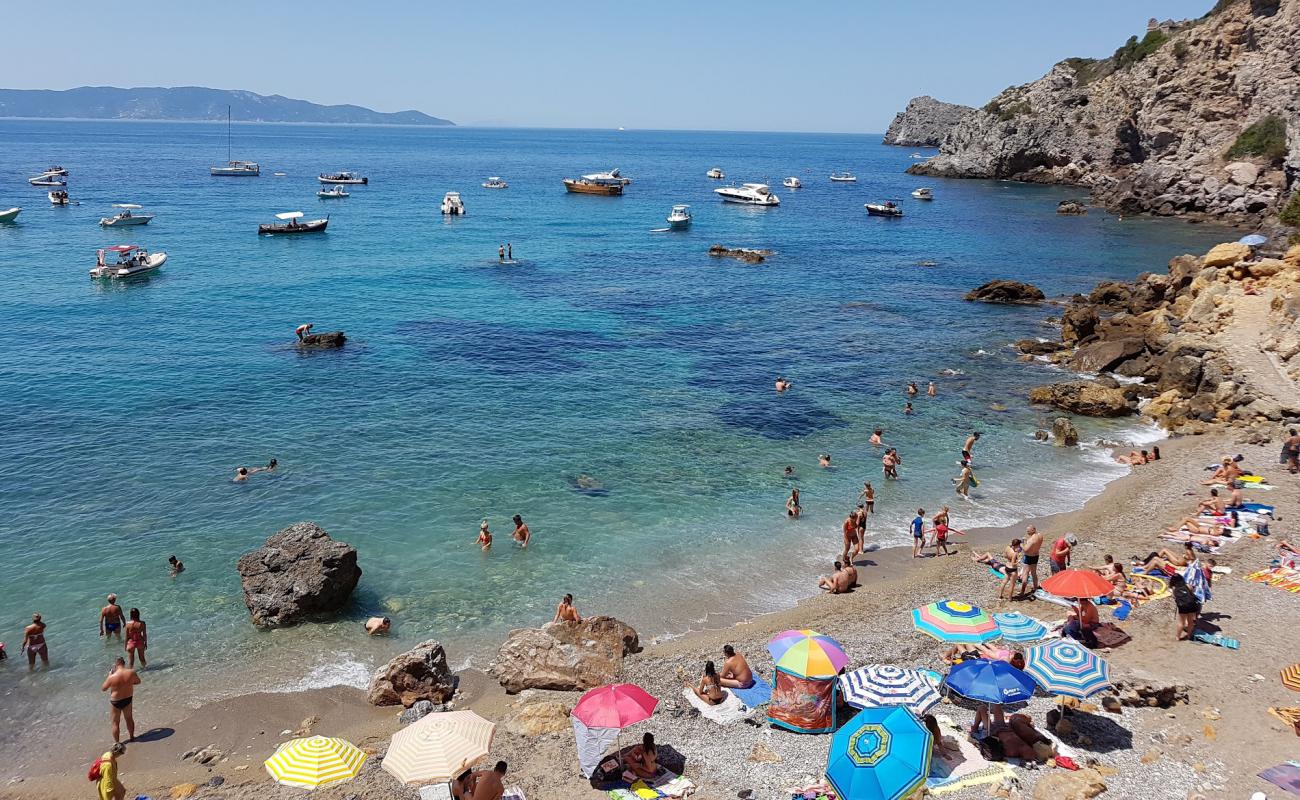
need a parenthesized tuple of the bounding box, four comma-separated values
(88, 758, 103, 782)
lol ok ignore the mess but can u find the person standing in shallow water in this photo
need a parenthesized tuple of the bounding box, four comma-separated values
(124, 608, 147, 669)
(22, 613, 49, 670)
(786, 488, 802, 518)
(927, 381, 937, 397)
(511, 515, 530, 548)
(100, 595, 124, 642)
(102, 657, 140, 743)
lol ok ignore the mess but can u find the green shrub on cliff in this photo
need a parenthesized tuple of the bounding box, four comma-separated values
(983, 99, 1032, 122)
(1226, 115, 1288, 163)
(1113, 30, 1169, 69)
(1064, 57, 1109, 86)
(1280, 193, 1300, 228)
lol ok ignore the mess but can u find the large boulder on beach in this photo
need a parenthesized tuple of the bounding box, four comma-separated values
(964, 280, 1045, 304)
(368, 640, 456, 707)
(236, 522, 361, 628)
(1029, 381, 1133, 417)
(1201, 242, 1250, 268)
(491, 616, 641, 694)
(1032, 768, 1107, 800)
(1071, 337, 1145, 373)
(1060, 304, 1099, 344)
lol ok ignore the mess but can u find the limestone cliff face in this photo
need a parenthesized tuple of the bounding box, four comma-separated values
(909, 0, 1299, 226)
(882, 96, 975, 147)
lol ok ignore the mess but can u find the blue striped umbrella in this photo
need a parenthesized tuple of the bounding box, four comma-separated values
(993, 612, 1049, 642)
(826, 707, 931, 800)
(839, 665, 942, 716)
(1024, 639, 1111, 699)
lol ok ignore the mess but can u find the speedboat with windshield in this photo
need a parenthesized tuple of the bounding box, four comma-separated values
(29, 172, 66, 187)
(782, 177, 801, 189)
(90, 245, 167, 278)
(830, 172, 857, 183)
(911, 188, 934, 200)
(49, 190, 74, 206)
(482, 177, 509, 189)
(582, 168, 632, 186)
(259, 211, 328, 234)
(715, 183, 780, 206)
(865, 201, 904, 217)
(319, 171, 368, 184)
(99, 204, 154, 226)
(706, 167, 725, 179)
(666, 204, 691, 229)
(440, 191, 466, 215)
(317, 186, 350, 199)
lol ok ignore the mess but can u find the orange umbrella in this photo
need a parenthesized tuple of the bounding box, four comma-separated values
(1041, 569, 1114, 599)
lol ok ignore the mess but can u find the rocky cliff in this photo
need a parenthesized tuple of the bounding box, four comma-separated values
(909, 0, 1299, 228)
(882, 96, 975, 147)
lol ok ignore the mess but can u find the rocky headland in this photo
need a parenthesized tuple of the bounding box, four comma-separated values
(881, 95, 975, 147)
(904, 0, 1300, 231)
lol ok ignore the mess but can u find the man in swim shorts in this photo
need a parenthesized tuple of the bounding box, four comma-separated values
(100, 595, 124, 641)
(102, 657, 141, 742)
(720, 644, 755, 689)
(911, 509, 926, 558)
(1019, 526, 1044, 597)
(511, 515, 531, 548)
(817, 561, 849, 594)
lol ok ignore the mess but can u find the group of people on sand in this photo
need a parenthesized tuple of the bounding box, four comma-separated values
(911, 506, 964, 558)
(688, 644, 755, 704)
(452, 760, 510, 800)
(1115, 446, 1161, 465)
(475, 514, 532, 550)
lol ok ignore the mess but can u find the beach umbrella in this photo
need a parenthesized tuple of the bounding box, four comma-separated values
(382, 710, 495, 784)
(943, 659, 1037, 705)
(840, 665, 942, 716)
(911, 601, 999, 644)
(1041, 569, 1114, 600)
(1239, 233, 1268, 246)
(767, 629, 850, 678)
(825, 706, 931, 800)
(994, 612, 1050, 642)
(264, 736, 367, 790)
(1281, 663, 1300, 692)
(1023, 639, 1111, 699)
(571, 683, 658, 730)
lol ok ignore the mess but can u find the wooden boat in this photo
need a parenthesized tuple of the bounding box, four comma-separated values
(0, 207, 20, 223)
(563, 178, 622, 196)
(259, 211, 328, 234)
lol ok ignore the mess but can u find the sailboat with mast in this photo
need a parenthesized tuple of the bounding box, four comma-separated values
(210, 105, 260, 176)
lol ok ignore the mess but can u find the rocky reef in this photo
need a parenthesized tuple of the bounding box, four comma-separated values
(908, 1, 1299, 229)
(882, 95, 975, 147)
(965, 280, 1045, 304)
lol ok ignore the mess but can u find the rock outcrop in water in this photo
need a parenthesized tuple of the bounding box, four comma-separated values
(490, 616, 641, 694)
(236, 522, 361, 628)
(709, 244, 768, 264)
(908, 1, 1300, 229)
(298, 331, 346, 348)
(883, 96, 976, 147)
(965, 280, 1045, 304)
(368, 640, 456, 707)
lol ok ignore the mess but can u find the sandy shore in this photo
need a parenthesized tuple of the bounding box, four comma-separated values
(6, 424, 1297, 800)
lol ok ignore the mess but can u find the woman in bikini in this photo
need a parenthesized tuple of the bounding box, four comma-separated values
(691, 661, 727, 705)
(860, 482, 876, 515)
(786, 488, 802, 518)
(22, 613, 49, 671)
(622, 733, 658, 779)
(124, 608, 148, 669)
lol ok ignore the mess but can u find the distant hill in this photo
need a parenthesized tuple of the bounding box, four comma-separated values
(0, 86, 453, 126)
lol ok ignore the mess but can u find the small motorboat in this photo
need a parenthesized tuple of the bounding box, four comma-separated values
(273, 172, 288, 177)
(29, 173, 66, 187)
(715, 183, 780, 206)
(582, 168, 631, 186)
(782, 176, 801, 189)
(563, 178, 622, 195)
(100, 204, 154, 226)
(49, 190, 74, 206)
(319, 171, 368, 185)
(44, 165, 69, 176)
(0, 207, 20, 223)
(440, 191, 466, 215)
(317, 186, 350, 199)
(865, 201, 904, 217)
(666, 204, 691, 229)
(706, 167, 725, 179)
(90, 245, 167, 278)
(911, 188, 934, 200)
(830, 172, 858, 183)
(482, 177, 509, 189)
(259, 211, 329, 234)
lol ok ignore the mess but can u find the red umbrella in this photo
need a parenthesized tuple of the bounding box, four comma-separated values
(572, 684, 658, 730)
(1041, 569, 1114, 599)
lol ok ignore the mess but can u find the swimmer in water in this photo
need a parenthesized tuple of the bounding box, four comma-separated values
(870, 428, 883, 446)
(477, 520, 493, 551)
(784, 466, 795, 478)
(819, 454, 832, 468)
(927, 381, 937, 397)
(786, 488, 802, 518)
(906, 382, 918, 396)
(775, 376, 791, 392)
(904, 401, 913, 415)
(168, 555, 184, 576)
(511, 515, 531, 548)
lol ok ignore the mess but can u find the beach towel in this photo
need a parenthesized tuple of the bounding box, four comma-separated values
(1183, 560, 1212, 603)
(503, 787, 526, 800)
(1258, 761, 1300, 795)
(680, 685, 752, 725)
(1093, 623, 1132, 649)
(925, 715, 1017, 795)
(731, 678, 772, 708)
(418, 784, 453, 800)
(1247, 566, 1300, 591)
(1192, 631, 1239, 649)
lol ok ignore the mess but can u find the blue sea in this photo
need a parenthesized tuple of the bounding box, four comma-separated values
(0, 121, 1232, 764)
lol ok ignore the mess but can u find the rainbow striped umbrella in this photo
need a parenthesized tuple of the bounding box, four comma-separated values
(994, 612, 1049, 642)
(768, 629, 849, 678)
(264, 736, 367, 790)
(912, 601, 999, 644)
(1023, 639, 1111, 699)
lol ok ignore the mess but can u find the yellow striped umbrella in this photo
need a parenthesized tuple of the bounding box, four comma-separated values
(264, 736, 367, 789)
(382, 710, 496, 784)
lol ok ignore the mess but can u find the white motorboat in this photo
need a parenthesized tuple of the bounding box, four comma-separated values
(319, 171, 368, 185)
(99, 204, 154, 226)
(29, 174, 66, 187)
(0, 207, 20, 223)
(440, 191, 466, 216)
(911, 188, 934, 200)
(715, 183, 780, 206)
(830, 172, 857, 182)
(666, 204, 691, 229)
(48, 190, 73, 205)
(706, 167, 725, 179)
(582, 168, 632, 186)
(317, 186, 350, 199)
(90, 245, 166, 278)
(210, 105, 259, 176)
(43, 165, 69, 176)
(865, 201, 904, 217)
(782, 176, 801, 189)
(482, 177, 509, 189)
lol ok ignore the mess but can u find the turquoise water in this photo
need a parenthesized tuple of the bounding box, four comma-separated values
(0, 121, 1232, 761)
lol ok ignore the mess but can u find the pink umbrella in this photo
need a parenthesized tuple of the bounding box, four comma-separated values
(572, 684, 658, 730)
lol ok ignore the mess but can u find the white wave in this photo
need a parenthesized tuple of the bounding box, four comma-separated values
(270, 654, 371, 693)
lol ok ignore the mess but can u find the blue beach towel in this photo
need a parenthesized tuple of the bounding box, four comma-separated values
(732, 678, 772, 708)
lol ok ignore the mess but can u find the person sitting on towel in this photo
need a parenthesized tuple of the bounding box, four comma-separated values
(691, 661, 726, 705)
(1202, 457, 1241, 486)
(622, 733, 658, 779)
(719, 645, 755, 689)
(1062, 598, 1099, 648)
(1196, 488, 1226, 515)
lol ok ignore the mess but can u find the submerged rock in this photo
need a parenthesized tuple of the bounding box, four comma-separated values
(235, 522, 361, 628)
(368, 640, 456, 707)
(491, 616, 641, 694)
(708, 244, 767, 264)
(1051, 417, 1080, 447)
(298, 331, 346, 348)
(1056, 199, 1089, 215)
(964, 280, 1045, 304)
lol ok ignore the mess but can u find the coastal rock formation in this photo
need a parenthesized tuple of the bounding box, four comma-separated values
(1017, 339, 1066, 356)
(882, 96, 976, 147)
(235, 522, 361, 628)
(506, 699, 573, 736)
(298, 331, 346, 348)
(1057, 199, 1089, 215)
(1029, 381, 1134, 417)
(908, 1, 1299, 228)
(1052, 417, 1080, 447)
(368, 640, 457, 707)
(708, 244, 768, 264)
(964, 280, 1045, 304)
(490, 616, 641, 694)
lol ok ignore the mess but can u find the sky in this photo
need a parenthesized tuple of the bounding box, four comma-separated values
(5, 0, 1216, 132)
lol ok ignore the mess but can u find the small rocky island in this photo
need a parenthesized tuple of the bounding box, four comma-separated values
(882, 95, 975, 147)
